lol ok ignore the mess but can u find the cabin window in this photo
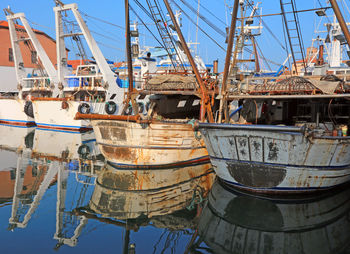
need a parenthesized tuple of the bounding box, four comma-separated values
(9, 48, 13, 62)
(31, 50, 37, 64)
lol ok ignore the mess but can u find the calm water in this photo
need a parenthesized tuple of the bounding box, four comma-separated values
(0, 125, 349, 254)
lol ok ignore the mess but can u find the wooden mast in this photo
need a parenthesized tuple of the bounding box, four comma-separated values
(218, 0, 240, 123)
(329, 0, 350, 48)
(163, 0, 213, 122)
(124, 0, 138, 114)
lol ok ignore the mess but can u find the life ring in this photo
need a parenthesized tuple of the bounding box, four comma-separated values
(78, 103, 90, 114)
(24, 101, 34, 118)
(105, 101, 117, 115)
(78, 144, 90, 159)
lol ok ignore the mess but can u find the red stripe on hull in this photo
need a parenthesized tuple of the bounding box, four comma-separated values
(36, 124, 92, 132)
(0, 120, 36, 127)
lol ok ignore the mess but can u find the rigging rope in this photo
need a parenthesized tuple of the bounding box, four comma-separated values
(129, 4, 166, 50)
(170, 0, 226, 51)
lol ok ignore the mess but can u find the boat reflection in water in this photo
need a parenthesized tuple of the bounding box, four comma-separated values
(0, 125, 38, 209)
(1, 126, 104, 244)
(194, 180, 350, 254)
(75, 162, 215, 252)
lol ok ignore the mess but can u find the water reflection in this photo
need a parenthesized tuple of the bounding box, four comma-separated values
(0, 125, 216, 253)
(76, 163, 215, 253)
(195, 181, 350, 254)
(0, 126, 104, 249)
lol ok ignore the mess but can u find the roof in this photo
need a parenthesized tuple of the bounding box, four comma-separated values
(67, 59, 94, 69)
(0, 20, 68, 51)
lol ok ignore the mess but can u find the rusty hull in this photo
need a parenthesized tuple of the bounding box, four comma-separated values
(199, 123, 350, 193)
(91, 119, 209, 167)
(197, 181, 350, 254)
(89, 163, 215, 220)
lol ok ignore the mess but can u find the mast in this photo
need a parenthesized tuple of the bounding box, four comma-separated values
(124, 0, 138, 115)
(218, 0, 240, 123)
(329, 0, 350, 48)
(163, 0, 213, 122)
(125, 0, 133, 95)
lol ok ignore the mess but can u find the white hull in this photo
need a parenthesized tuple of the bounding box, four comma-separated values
(0, 98, 35, 126)
(91, 119, 209, 168)
(32, 100, 105, 131)
(199, 123, 350, 193)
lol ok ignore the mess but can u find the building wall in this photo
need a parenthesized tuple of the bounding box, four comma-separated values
(0, 24, 68, 91)
(0, 27, 58, 68)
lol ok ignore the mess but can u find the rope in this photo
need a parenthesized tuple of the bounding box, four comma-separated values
(170, 0, 226, 51)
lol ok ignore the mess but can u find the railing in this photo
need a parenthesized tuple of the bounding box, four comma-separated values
(22, 77, 52, 90)
(64, 74, 105, 90)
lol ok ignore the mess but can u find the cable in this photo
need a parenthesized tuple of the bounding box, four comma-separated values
(170, 0, 226, 51)
(129, 4, 166, 50)
(191, 0, 226, 26)
(177, 0, 226, 37)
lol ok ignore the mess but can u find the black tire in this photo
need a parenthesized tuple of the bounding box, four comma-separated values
(78, 144, 90, 159)
(105, 101, 117, 115)
(24, 101, 34, 118)
(24, 131, 35, 149)
(78, 103, 90, 114)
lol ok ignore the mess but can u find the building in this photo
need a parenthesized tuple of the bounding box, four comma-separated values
(0, 21, 68, 92)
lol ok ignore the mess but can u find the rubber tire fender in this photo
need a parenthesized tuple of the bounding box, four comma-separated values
(105, 101, 117, 115)
(24, 101, 34, 118)
(78, 144, 90, 159)
(78, 103, 91, 114)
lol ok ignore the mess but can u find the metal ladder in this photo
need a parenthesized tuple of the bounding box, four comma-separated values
(280, 0, 306, 74)
(145, 0, 184, 71)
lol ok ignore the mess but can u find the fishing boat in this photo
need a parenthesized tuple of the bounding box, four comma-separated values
(193, 181, 350, 254)
(30, 2, 127, 132)
(197, 0, 350, 194)
(77, 0, 219, 168)
(1, 9, 60, 127)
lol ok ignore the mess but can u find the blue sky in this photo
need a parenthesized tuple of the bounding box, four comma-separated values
(0, 0, 347, 71)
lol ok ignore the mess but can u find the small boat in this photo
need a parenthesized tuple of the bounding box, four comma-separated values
(194, 181, 350, 254)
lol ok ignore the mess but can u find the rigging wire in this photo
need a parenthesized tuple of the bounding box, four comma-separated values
(169, 0, 226, 51)
(177, 0, 226, 37)
(80, 11, 124, 30)
(129, 4, 166, 50)
(190, 0, 226, 26)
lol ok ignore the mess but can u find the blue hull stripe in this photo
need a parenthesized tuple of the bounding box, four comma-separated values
(98, 142, 205, 150)
(211, 157, 350, 170)
(107, 156, 210, 170)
